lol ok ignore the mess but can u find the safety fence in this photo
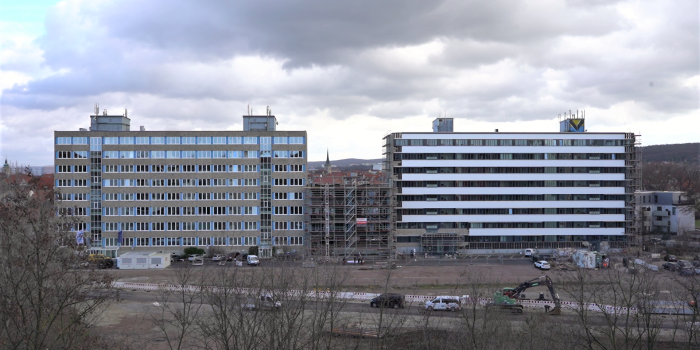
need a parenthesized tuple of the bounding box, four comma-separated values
(112, 282, 638, 315)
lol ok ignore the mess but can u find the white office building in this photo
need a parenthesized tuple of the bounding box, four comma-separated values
(384, 118, 639, 254)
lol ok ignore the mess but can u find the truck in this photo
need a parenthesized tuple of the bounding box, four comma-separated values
(241, 293, 281, 311)
(490, 275, 562, 315)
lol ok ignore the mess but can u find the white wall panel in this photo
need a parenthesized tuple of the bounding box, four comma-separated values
(401, 159, 625, 167)
(401, 187, 626, 195)
(401, 214, 625, 222)
(401, 133, 626, 140)
(467, 228, 625, 236)
(402, 146, 624, 154)
(399, 200, 627, 209)
(402, 174, 625, 181)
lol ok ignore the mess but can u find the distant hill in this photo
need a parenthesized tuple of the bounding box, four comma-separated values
(643, 143, 700, 163)
(308, 158, 383, 169)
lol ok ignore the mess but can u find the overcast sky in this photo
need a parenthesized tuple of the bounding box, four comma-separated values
(0, 0, 698, 165)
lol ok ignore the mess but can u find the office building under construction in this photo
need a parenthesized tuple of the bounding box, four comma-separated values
(305, 172, 392, 258)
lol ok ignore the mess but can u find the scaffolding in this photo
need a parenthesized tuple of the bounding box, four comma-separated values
(625, 132, 643, 243)
(306, 175, 392, 258)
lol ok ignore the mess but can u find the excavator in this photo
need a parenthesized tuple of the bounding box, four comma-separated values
(490, 275, 561, 315)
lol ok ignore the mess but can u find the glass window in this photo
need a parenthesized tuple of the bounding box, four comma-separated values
(244, 151, 258, 158)
(166, 137, 180, 145)
(72, 137, 88, 144)
(103, 151, 119, 159)
(244, 137, 257, 144)
(196, 137, 211, 144)
(196, 151, 211, 158)
(103, 137, 119, 144)
(74, 151, 88, 159)
(274, 151, 288, 158)
(228, 137, 242, 144)
(151, 151, 165, 158)
(273, 137, 288, 144)
(212, 151, 226, 158)
(181, 137, 195, 144)
(166, 151, 180, 158)
(120, 151, 134, 159)
(120, 137, 134, 144)
(213, 137, 226, 144)
(182, 151, 196, 159)
(289, 137, 305, 144)
(151, 137, 165, 144)
(56, 137, 71, 145)
(135, 137, 149, 144)
(228, 151, 242, 158)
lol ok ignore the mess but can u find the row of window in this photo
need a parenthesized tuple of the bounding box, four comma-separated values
(398, 208, 626, 215)
(56, 150, 306, 159)
(57, 136, 305, 145)
(101, 206, 303, 216)
(398, 180, 626, 188)
(394, 138, 626, 147)
(101, 178, 304, 187)
(395, 235, 625, 243)
(394, 153, 626, 160)
(99, 164, 303, 173)
(397, 194, 628, 201)
(57, 179, 89, 187)
(101, 221, 303, 231)
(103, 235, 303, 247)
(396, 222, 626, 229)
(66, 192, 305, 201)
(396, 167, 626, 174)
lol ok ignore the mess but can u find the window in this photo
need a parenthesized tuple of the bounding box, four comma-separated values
(182, 165, 196, 172)
(103, 207, 118, 216)
(135, 165, 149, 172)
(57, 151, 71, 159)
(228, 151, 243, 158)
(243, 137, 257, 144)
(196, 137, 211, 144)
(167, 179, 180, 186)
(198, 179, 211, 186)
(57, 165, 71, 173)
(198, 207, 211, 215)
(244, 236, 256, 245)
(274, 165, 287, 172)
(181, 137, 195, 144)
(167, 151, 180, 158)
(243, 192, 257, 200)
(149, 136, 164, 144)
(74, 151, 88, 159)
(229, 193, 241, 200)
(123, 237, 134, 247)
(212, 151, 226, 158)
(291, 192, 303, 200)
(199, 236, 211, 245)
(182, 179, 195, 186)
(75, 193, 88, 201)
(243, 222, 257, 231)
(74, 179, 87, 187)
(102, 151, 118, 159)
(212, 236, 226, 245)
(134, 150, 149, 159)
(274, 207, 288, 214)
(291, 221, 303, 230)
(196, 151, 211, 158)
(167, 165, 179, 172)
(151, 207, 165, 215)
(212, 137, 226, 144)
(198, 192, 211, 200)
(230, 237, 242, 245)
(289, 164, 303, 172)
(289, 178, 303, 186)
(135, 223, 149, 231)
(134, 179, 149, 187)
(243, 164, 257, 172)
(289, 151, 304, 158)
(57, 179, 71, 187)
(213, 222, 226, 231)
(274, 179, 287, 186)
(182, 237, 195, 246)
(134, 137, 149, 145)
(289, 236, 303, 245)
(289, 137, 304, 144)
(136, 207, 149, 216)
(103, 137, 119, 145)
(274, 151, 288, 158)
(212, 179, 226, 186)
(182, 151, 196, 159)
(56, 137, 71, 145)
(243, 179, 257, 186)
(120, 151, 134, 159)
(274, 192, 288, 200)
(212, 165, 226, 172)
(182, 222, 196, 230)
(244, 151, 258, 158)
(290, 206, 303, 215)
(75, 165, 87, 172)
(228, 137, 242, 144)
(72, 137, 88, 144)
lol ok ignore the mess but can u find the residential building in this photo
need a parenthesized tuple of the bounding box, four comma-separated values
(383, 117, 640, 254)
(636, 191, 695, 235)
(54, 108, 307, 258)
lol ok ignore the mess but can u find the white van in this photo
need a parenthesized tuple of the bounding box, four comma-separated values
(247, 255, 259, 266)
(425, 296, 461, 312)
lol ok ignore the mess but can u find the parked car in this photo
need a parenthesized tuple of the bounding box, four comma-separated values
(370, 294, 406, 309)
(241, 293, 281, 310)
(678, 260, 692, 269)
(247, 255, 259, 266)
(534, 261, 551, 270)
(188, 254, 202, 262)
(680, 268, 696, 277)
(425, 296, 461, 312)
(88, 254, 114, 269)
(170, 254, 186, 262)
(663, 262, 679, 271)
(212, 254, 224, 262)
(664, 255, 678, 262)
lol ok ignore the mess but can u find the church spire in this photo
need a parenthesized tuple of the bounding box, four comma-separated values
(324, 149, 332, 174)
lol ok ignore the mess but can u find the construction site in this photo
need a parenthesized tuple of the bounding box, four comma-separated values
(305, 172, 392, 259)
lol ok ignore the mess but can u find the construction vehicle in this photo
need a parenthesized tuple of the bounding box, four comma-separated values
(88, 254, 114, 269)
(490, 275, 561, 315)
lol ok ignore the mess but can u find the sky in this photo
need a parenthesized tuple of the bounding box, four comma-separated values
(0, 0, 698, 165)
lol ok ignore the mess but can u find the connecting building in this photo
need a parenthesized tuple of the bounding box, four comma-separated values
(383, 117, 640, 254)
(636, 191, 696, 235)
(54, 107, 307, 258)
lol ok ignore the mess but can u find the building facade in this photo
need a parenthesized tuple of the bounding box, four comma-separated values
(636, 191, 696, 235)
(54, 112, 307, 258)
(384, 123, 639, 254)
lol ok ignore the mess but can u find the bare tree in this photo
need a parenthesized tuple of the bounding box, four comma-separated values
(0, 172, 119, 349)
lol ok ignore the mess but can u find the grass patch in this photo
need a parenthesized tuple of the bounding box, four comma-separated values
(696, 220, 699, 229)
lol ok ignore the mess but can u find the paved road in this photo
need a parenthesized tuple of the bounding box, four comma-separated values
(115, 289, 691, 331)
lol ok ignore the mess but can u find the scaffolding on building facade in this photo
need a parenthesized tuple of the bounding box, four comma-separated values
(306, 175, 392, 258)
(625, 132, 643, 243)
